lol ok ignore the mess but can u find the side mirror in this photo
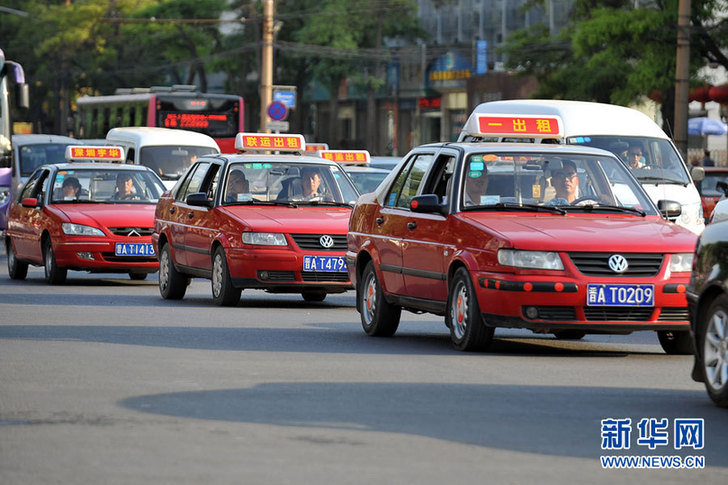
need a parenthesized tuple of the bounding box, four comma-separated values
(690, 166, 705, 183)
(410, 194, 447, 216)
(657, 200, 682, 220)
(21, 197, 38, 208)
(16, 83, 29, 110)
(185, 192, 213, 208)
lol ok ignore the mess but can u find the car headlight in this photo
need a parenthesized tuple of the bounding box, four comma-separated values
(670, 253, 694, 273)
(242, 232, 288, 246)
(497, 249, 564, 270)
(62, 223, 105, 237)
(0, 185, 10, 205)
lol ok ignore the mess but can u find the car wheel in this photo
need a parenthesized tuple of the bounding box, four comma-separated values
(211, 246, 241, 306)
(43, 238, 67, 285)
(553, 330, 586, 340)
(128, 272, 147, 281)
(7, 241, 28, 280)
(446, 267, 494, 352)
(359, 260, 401, 336)
(657, 330, 694, 355)
(158, 243, 188, 300)
(698, 295, 728, 407)
(302, 290, 327, 302)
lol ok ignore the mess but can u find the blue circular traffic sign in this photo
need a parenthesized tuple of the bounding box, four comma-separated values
(267, 101, 288, 121)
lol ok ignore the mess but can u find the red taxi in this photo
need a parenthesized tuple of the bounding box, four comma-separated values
(152, 133, 360, 306)
(699, 166, 728, 222)
(5, 145, 166, 284)
(346, 123, 699, 354)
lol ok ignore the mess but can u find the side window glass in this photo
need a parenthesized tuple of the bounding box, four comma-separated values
(394, 155, 433, 209)
(178, 162, 210, 202)
(19, 170, 44, 200)
(206, 164, 222, 200)
(426, 154, 456, 201)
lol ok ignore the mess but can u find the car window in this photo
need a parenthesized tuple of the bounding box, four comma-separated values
(19, 169, 48, 201)
(18, 143, 71, 176)
(49, 169, 166, 203)
(178, 162, 211, 202)
(386, 153, 434, 208)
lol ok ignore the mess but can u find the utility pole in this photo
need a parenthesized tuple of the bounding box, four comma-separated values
(674, 0, 691, 159)
(260, 0, 274, 132)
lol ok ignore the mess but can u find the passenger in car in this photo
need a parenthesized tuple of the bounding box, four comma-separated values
(464, 168, 489, 206)
(551, 160, 579, 203)
(225, 169, 250, 202)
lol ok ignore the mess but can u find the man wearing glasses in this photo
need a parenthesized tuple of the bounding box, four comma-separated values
(626, 144, 646, 169)
(551, 160, 579, 203)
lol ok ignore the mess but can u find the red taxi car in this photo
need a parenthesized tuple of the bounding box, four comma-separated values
(346, 137, 699, 354)
(699, 166, 728, 222)
(153, 133, 360, 306)
(5, 145, 166, 284)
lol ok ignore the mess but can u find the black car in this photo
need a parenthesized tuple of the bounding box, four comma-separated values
(687, 220, 728, 408)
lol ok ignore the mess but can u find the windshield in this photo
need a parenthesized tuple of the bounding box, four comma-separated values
(566, 136, 691, 185)
(19, 143, 73, 176)
(459, 151, 658, 215)
(140, 145, 218, 181)
(222, 161, 360, 206)
(50, 168, 166, 203)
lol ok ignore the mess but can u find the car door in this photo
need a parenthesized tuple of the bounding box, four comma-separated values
(374, 152, 435, 296)
(400, 148, 456, 302)
(183, 163, 221, 271)
(165, 162, 211, 267)
(9, 168, 50, 263)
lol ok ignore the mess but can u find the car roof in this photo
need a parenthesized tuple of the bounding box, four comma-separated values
(211, 152, 345, 167)
(12, 134, 77, 146)
(105, 126, 220, 150)
(343, 165, 391, 173)
(702, 166, 728, 173)
(417, 141, 619, 158)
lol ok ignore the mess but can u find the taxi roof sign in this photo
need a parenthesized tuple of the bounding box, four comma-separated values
(305, 143, 329, 152)
(318, 149, 370, 164)
(65, 145, 125, 162)
(235, 132, 305, 152)
(467, 114, 563, 138)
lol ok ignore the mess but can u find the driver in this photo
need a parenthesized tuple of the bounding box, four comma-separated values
(551, 160, 579, 203)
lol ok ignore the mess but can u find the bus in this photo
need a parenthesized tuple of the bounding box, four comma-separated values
(74, 85, 244, 153)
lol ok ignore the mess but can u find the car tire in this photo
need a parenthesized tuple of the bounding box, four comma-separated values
(657, 330, 694, 355)
(128, 272, 147, 281)
(158, 243, 188, 300)
(359, 261, 401, 337)
(696, 295, 728, 407)
(302, 290, 327, 302)
(553, 330, 586, 340)
(211, 246, 241, 306)
(43, 238, 67, 285)
(7, 240, 28, 280)
(447, 267, 494, 352)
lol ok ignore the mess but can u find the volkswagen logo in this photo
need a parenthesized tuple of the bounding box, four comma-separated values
(608, 254, 629, 273)
(319, 235, 335, 249)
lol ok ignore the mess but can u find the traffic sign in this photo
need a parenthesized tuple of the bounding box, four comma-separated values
(274, 90, 296, 108)
(266, 120, 290, 132)
(267, 101, 288, 121)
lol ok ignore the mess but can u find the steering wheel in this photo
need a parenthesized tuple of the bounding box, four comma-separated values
(571, 196, 600, 206)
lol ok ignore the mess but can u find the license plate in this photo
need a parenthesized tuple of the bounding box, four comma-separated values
(586, 284, 654, 306)
(115, 243, 155, 257)
(303, 255, 346, 272)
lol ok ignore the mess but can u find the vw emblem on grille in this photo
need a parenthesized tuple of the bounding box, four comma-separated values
(319, 235, 334, 248)
(127, 229, 140, 237)
(608, 254, 629, 273)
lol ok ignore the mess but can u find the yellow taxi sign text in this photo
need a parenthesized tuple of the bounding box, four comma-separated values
(65, 145, 125, 162)
(474, 114, 563, 138)
(305, 143, 329, 152)
(318, 149, 370, 164)
(235, 133, 305, 152)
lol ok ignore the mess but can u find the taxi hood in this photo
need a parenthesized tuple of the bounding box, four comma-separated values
(221, 206, 352, 233)
(55, 204, 157, 229)
(459, 213, 698, 252)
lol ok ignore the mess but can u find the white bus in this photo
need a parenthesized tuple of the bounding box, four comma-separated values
(458, 99, 705, 234)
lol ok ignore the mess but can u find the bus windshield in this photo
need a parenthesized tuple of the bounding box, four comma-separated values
(140, 145, 219, 181)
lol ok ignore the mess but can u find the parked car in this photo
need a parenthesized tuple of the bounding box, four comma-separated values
(698, 166, 728, 222)
(686, 219, 728, 408)
(346, 141, 698, 353)
(152, 133, 360, 306)
(5, 145, 166, 283)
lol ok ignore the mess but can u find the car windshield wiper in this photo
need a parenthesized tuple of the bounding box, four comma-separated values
(462, 202, 566, 215)
(225, 200, 299, 208)
(570, 204, 647, 216)
(304, 200, 353, 207)
(634, 175, 687, 185)
(53, 199, 108, 204)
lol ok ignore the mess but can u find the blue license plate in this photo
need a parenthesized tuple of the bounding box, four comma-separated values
(115, 243, 155, 257)
(586, 284, 654, 306)
(303, 255, 346, 272)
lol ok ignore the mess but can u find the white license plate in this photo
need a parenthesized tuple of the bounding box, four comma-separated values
(303, 255, 346, 272)
(586, 284, 654, 306)
(115, 243, 155, 257)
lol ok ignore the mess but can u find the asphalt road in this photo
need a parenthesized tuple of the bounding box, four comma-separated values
(1, 260, 727, 484)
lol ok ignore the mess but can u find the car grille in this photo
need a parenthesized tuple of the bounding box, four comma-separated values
(290, 234, 347, 251)
(109, 227, 154, 237)
(584, 307, 654, 321)
(657, 307, 690, 322)
(568, 252, 663, 277)
(301, 272, 350, 282)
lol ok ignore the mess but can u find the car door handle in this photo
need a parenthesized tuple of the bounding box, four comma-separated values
(376, 217, 384, 225)
(407, 222, 417, 230)
(169, 207, 176, 214)
(188, 212, 195, 219)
